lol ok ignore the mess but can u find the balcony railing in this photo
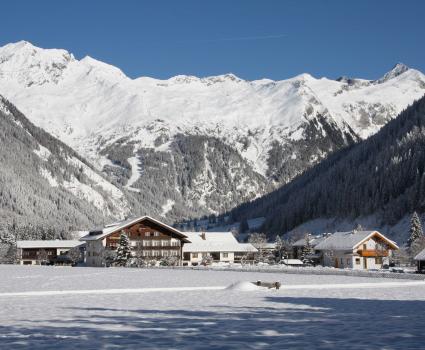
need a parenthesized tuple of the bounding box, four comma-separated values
(357, 249, 388, 257)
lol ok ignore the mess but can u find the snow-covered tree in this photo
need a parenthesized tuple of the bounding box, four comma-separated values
(300, 233, 314, 262)
(274, 235, 290, 262)
(201, 254, 213, 266)
(407, 212, 424, 248)
(114, 232, 132, 267)
(406, 212, 425, 262)
(248, 233, 269, 262)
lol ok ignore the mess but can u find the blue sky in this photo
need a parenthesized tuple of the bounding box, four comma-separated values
(1, 0, 424, 80)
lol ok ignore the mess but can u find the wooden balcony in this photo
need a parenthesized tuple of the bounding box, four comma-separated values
(357, 249, 388, 257)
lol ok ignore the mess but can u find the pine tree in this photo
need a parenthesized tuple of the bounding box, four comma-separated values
(407, 212, 423, 248)
(301, 233, 314, 262)
(407, 212, 425, 261)
(114, 232, 132, 266)
(274, 235, 289, 262)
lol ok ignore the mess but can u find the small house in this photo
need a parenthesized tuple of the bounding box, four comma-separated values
(182, 231, 257, 266)
(17, 240, 84, 265)
(314, 230, 398, 269)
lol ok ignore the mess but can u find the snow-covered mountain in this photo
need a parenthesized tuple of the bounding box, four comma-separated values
(0, 95, 131, 233)
(0, 41, 424, 218)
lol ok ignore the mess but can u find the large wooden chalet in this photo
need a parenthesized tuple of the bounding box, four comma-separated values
(81, 216, 190, 267)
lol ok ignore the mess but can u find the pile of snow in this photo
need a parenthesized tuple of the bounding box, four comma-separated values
(226, 281, 263, 292)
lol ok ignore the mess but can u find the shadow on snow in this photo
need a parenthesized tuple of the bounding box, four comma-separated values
(1, 297, 424, 349)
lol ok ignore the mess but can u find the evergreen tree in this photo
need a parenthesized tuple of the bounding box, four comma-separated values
(301, 233, 314, 262)
(114, 232, 132, 266)
(240, 219, 249, 233)
(407, 212, 424, 248)
(407, 212, 425, 261)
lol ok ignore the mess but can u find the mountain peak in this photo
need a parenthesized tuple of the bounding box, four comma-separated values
(375, 63, 410, 84)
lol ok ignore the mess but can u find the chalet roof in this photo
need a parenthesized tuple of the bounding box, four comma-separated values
(414, 248, 425, 261)
(182, 232, 257, 253)
(315, 231, 399, 251)
(292, 235, 328, 247)
(16, 240, 84, 249)
(80, 216, 189, 242)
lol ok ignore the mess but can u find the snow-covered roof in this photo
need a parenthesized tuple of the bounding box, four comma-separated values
(251, 242, 276, 250)
(16, 240, 84, 249)
(80, 216, 189, 242)
(315, 231, 398, 251)
(414, 248, 425, 261)
(183, 232, 257, 253)
(280, 259, 304, 265)
(292, 235, 328, 247)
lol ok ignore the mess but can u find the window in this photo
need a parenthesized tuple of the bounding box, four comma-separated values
(192, 253, 198, 258)
(375, 257, 383, 264)
(143, 240, 151, 247)
(222, 253, 228, 258)
(355, 258, 361, 265)
(154, 231, 160, 237)
(162, 240, 170, 247)
(152, 241, 161, 247)
(145, 232, 151, 237)
(171, 241, 180, 247)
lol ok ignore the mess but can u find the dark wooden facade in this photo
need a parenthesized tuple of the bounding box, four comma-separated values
(104, 219, 186, 259)
(21, 248, 57, 264)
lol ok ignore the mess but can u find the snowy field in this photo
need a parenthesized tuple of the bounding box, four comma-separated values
(1, 266, 425, 349)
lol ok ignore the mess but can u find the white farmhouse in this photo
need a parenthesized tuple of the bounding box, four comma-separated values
(314, 230, 398, 269)
(182, 231, 257, 266)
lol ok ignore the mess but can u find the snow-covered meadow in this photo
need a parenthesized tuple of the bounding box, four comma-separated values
(1, 265, 425, 349)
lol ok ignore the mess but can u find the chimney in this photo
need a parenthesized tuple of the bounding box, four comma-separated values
(200, 232, 206, 240)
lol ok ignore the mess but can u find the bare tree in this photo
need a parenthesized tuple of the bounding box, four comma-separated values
(248, 233, 269, 262)
(66, 247, 82, 265)
(37, 249, 49, 265)
(100, 247, 116, 267)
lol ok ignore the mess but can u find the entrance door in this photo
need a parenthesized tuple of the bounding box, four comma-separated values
(334, 258, 339, 268)
(363, 257, 368, 269)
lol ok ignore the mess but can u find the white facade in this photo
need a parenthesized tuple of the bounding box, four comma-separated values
(85, 239, 106, 267)
(315, 231, 398, 270)
(182, 232, 257, 266)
